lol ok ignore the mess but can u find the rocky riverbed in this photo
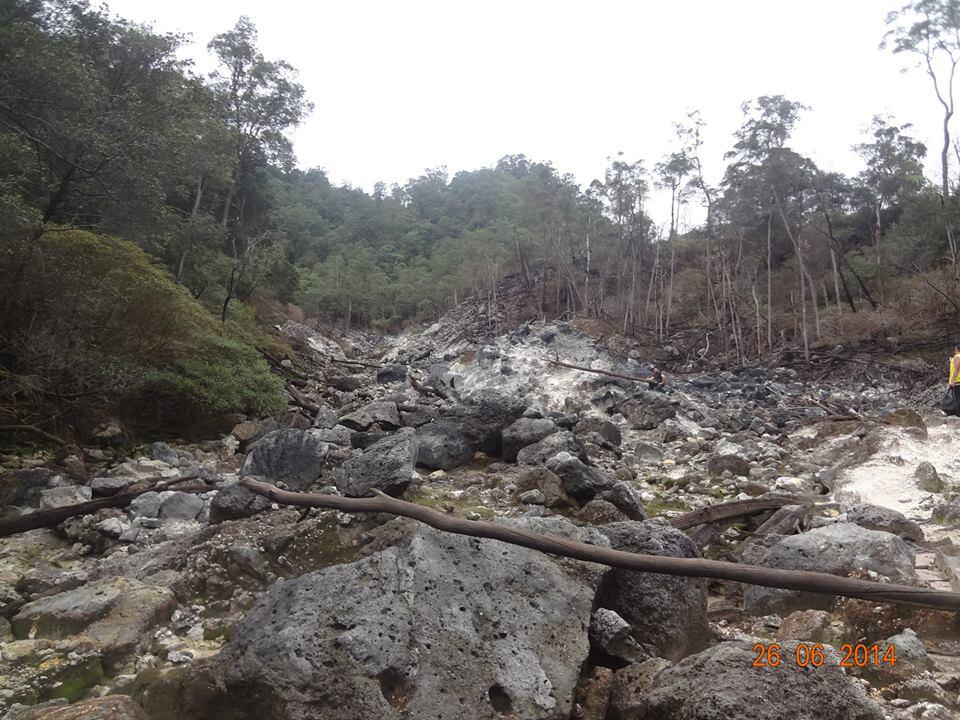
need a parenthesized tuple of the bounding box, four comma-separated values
(2, 318, 960, 720)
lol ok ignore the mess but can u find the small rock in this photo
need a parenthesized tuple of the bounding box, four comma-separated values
(519, 489, 545, 505)
(39, 485, 91, 509)
(590, 607, 647, 662)
(90, 475, 136, 497)
(914, 462, 943, 493)
(158, 492, 205, 522)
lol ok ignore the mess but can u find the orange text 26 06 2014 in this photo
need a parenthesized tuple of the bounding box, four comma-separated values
(750, 642, 896, 669)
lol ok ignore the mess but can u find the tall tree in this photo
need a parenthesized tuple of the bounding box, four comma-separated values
(207, 16, 312, 320)
(884, 0, 960, 198)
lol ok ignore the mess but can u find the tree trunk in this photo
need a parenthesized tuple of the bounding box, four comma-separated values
(241, 478, 960, 612)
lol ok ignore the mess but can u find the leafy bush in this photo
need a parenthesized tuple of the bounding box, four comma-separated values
(0, 228, 284, 440)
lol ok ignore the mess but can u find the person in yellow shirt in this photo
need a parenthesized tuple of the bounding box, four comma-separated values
(944, 346, 960, 416)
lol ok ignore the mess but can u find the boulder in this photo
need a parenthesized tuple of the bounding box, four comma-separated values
(914, 462, 943, 493)
(545, 452, 614, 501)
(578, 498, 629, 524)
(231, 417, 280, 444)
(416, 418, 474, 470)
(632, 442, 664, 461)
(313, 424, 353, 446)
(338, 430, 418, 497)
(744, 523, 916, 615)
(214, 520, 598, 720)
(39, 485, 91, 509)
(376, 364, 408, 384)
(573, 417, 622, 446)
(90, 475, 136, 497)
(513, 467, 571, 508)
(339, 401, 402, 431)
(400, 405, 439, 428)
(845, 503, 924, 541)
(129, 491, 162, 518)
(501, 417, 558, 462)
(516, 431, 586, 466)
(11, 578, 175, 669)
(209, 483, 272, 523)
(241, 429, 329, 491)
(598, 482, 646, 521)
(706, 454, 751, 478)
(416, 393, 525, 470)
(158, 491, 205, 522)
(350, 431, 393, 450)
(589, 608, 646, 663)
(617, 391, 677, 430)
(608, 641, 883, 720)
(11, 696, 149, 720)
(596, 520, 708, 661)
(775, 609, 831, 642)
(0, 468, 59, 507)
(882, 407, 927, 437)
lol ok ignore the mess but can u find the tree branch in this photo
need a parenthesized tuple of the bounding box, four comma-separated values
(241, 478, 960, 611)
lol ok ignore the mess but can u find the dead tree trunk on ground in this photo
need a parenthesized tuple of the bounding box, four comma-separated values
(241, 478, 960, 611)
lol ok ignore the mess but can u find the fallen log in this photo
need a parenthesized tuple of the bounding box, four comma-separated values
(734, 503, 812, 562)
(0, 473, 201, 539)
(547, 358, 650, 383)
(408, 373, 450, 401)
(241, 478, 960, 611)
(286, 382, 320, 415)
(330, 356, 384, 369)
(669, 494, 800, 531)
(0, 424, 68, 447)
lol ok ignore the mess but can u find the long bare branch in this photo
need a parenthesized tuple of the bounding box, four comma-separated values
(241, 478, 960, 611)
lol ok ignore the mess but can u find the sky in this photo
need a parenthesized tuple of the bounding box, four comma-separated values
(107, 0, 941, 228)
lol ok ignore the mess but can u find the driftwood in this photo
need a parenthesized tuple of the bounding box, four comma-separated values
(0, 473, 201, 539)
(241, 478, 960, 611)
(286, 383, 320, 415)
(734, 503, 812, 562)
(0, 424, 68, 447)
(547, 358, 650, 383)
(330, 357, 384, 369)
(670, 495, 800, 531)
(408, 373, 450, 401)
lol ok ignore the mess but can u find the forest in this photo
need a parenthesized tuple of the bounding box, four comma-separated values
(1, 0, 960, 438)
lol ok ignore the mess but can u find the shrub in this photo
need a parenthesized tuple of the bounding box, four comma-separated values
(0, 228, 285, 441)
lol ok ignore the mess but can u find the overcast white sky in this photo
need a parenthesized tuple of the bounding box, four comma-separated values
(108, 0, 940, 227)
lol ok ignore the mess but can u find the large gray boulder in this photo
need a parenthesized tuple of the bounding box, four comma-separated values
(209, 483, 272, 523)
(338, 430, 418, 497)
(416, 393, 525, 470)
(339, 401, 402, 431)
(11, 577, 175, 669)
(573, 416, 622, 446)
(617, 391, 677, 430)
(607, 641, 883, 720)
(501, 417, 558, 462)
(596, 520, 708, 661)
(545, 452, 614, 501)
(845, 503, 924, 541)
(215, 520, 598, 720)
(744, 523, 917, 615)
(516, 431, 586, 466)
(241, 429, 329, 491)
(416, 418, 474, 470)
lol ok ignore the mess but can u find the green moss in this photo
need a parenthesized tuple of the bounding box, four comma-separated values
(644, 498, 691, 516)
(44, 659, 105, 702)
(2, 228, 285, 439)
(406, 488, 495, 520)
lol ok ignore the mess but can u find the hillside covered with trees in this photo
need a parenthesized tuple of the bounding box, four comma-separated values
(3, 0, 960, 439)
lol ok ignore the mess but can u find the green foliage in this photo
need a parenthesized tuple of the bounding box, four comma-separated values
(0, 228, 284, 439)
